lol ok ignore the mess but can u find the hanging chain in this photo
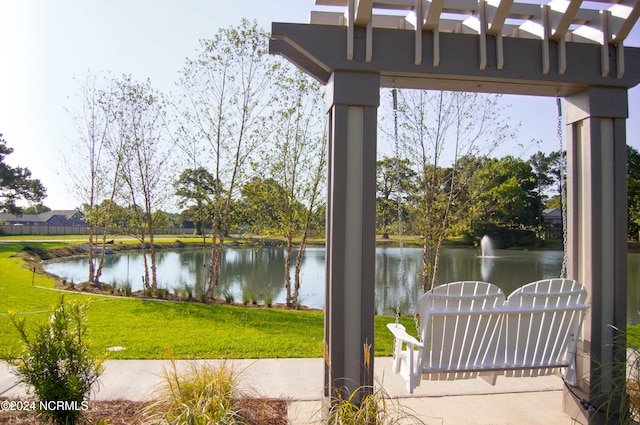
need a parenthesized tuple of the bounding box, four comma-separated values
(557, 96, 570, 279)
(391, 89, 422, 341)
(393, 88, 405, 326)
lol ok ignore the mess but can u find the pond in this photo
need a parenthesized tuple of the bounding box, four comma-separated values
(44, 246, 640, 324)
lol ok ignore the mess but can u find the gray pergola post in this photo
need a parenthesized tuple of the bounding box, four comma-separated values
(323, 71, 380, 402)
(564, 87, 629, 423)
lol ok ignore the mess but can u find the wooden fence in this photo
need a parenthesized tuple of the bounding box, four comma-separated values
(0, 225, 192, 236)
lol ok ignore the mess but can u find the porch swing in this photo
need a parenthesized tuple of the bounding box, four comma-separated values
(385, 91, 589, 394)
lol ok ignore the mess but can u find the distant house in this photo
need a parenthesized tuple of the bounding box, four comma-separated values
(542, 208, 563, 239)
(542, 208, 562, 227)
(0, 209, 87, 226)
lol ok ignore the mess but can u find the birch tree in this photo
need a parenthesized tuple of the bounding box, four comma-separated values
(65, 73, 124, 285)
(263, 67, 327, 307)
(110, 75, 172, 292)
(394, 89, 516, 292)
(176, 19, 275, 298)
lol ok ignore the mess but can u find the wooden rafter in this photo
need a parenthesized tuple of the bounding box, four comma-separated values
(313, 0, 640, 43)
(312, 0, 639, 76)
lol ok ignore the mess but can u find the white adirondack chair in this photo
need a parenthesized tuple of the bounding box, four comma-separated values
(387, 281, 506, 393)
(387, 279, 588, 394)
(498, 278, 588, 385)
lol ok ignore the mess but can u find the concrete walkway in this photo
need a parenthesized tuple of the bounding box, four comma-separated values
(1, 357, 585, 424)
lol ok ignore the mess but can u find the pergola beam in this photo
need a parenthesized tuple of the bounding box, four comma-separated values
(270, 22, 640, 95)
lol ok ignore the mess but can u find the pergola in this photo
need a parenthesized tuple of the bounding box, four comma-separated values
(270, 0, 640, 422)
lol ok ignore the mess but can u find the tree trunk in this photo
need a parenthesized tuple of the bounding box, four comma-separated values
(430, 235, 445, 291)
(284, 235, 294, 307)
(140, 233, 150, 292)
(293, 229, 310, 309)
(149, 224, 157, 291)
(95, 226, 109, 285)
(207, 232, 223, 299)
(421, 239, 432, 293)
(88, 227, 96, 284)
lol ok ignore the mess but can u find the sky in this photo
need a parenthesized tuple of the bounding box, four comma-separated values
(0, 0, 639, 210)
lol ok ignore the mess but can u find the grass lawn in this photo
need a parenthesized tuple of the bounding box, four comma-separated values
(0, 239, 414, 359)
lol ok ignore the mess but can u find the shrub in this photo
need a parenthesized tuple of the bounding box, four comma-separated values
(143, 356, 250, 424)
(576, 326, 640, 424)
(242, 289, 253, 306)
(3, 297, 104, 425)
(326, 385, 425, 424)
(263, 287, 275, 308)
(199, 291, 208, 303)
(182, 283, 194, 300)
(156, 287, 169, 298)
(324, 343, 424, 425)
(116, 280, 131, 296)
(221, 288, 235, 304)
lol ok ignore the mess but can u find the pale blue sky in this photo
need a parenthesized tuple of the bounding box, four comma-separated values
(0, 0, 638, 209)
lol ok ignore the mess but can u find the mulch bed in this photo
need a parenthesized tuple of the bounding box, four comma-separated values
(0, 398, 289, 425)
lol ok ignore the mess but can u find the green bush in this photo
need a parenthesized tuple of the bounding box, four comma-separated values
(325, 342, 424, 425)
(3, 297, 104, 425)
(143, 357, 249, 424)
(326, 386, 422, 424)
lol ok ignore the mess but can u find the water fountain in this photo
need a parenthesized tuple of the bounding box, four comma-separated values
(480, 235, 495, 281)
(480, 235, 495, 257)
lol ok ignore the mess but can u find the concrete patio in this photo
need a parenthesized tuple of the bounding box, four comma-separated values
(1, 357, 584, 424)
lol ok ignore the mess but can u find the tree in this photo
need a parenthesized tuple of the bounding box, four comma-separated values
(629, 145, 640, 241)
(259, 67, 327, 307)
(484, 156, 538, 228)
(110, 75, 173, 292)
(528, 151, 556, 228)
(66, 72, 124, 285)
(238, 177, 289, 232)
(462, 155, 539, 247)
(394, 89, 516, 291)
(174, 167, 217, 236)
(0, 134, 46, 214)
(22, 204, 51, 214)
(176, 19, 276, 299)
(376, 156, 415, 238)
(263, 66, 327, 306)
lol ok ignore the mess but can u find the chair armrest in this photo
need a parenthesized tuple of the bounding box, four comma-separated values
(386, 323, 423, 348)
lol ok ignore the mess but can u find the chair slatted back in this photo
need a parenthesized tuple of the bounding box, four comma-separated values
(500, 278, 587, 378)
(420, 281, 505, 380)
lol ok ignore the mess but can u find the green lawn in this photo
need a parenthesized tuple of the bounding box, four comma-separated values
(0, 240, 413, 359)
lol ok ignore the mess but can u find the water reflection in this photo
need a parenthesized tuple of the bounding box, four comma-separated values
(44, 247, 640, 324)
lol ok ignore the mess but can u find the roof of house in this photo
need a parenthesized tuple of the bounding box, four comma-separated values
(39, 210, 80, 222)
(0, 209, 82, 224)
(542, 208, 562, 219)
